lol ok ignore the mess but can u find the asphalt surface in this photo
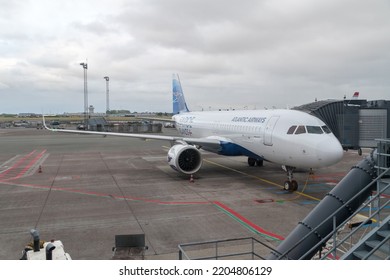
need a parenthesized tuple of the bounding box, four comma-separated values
(0, 128, 370, 259)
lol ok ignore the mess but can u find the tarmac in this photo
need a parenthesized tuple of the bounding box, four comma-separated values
(0, 127, 370, 260)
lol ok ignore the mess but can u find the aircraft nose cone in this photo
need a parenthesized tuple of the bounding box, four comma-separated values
(316, 137, 344, 166)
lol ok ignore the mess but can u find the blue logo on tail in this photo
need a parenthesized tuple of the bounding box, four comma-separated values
(172, 74, 189, 114)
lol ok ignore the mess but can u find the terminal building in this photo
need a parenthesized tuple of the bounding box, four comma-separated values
(294, 98, 390, 153)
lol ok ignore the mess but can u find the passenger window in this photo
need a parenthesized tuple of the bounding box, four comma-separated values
(295, 125, 306, 134)
(306, 126, 323, 134)
(287, 125, 297, 134)
(322, 125, 332, 134)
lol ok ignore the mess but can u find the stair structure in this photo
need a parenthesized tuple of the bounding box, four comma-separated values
(267, 139, 390, 260)
(341, 215, 390, 260)
(341, 140, 390, 260)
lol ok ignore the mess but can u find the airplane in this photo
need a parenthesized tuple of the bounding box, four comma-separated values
(43, 74, 344, 191)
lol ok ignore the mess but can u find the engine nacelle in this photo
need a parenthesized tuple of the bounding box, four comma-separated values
(167, 144, 202, 174)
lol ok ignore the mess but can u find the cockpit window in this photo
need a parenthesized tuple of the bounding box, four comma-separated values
(306, 126, 323, 134)
(288, 125, 332, 135)
(295, 125, 306, 134)
(322, 125, 332, 134)
(287, 125, 297, 134)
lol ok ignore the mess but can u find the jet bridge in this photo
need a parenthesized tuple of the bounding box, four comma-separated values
(267, 139, 390, 260)
(294, 99, 390, 153)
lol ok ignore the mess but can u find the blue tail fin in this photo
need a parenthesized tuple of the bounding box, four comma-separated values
(172, 73, 190, 114)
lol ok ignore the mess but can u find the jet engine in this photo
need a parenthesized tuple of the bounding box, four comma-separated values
(167, 144, 202, 174)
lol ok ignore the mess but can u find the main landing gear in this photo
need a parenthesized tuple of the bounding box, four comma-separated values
(248, 157, 263, 167)
(283, 166, 298, 192)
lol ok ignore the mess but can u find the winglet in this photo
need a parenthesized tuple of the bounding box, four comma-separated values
(42, 115, 52, 130)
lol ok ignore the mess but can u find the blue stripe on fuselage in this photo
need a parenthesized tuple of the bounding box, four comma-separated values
(218, 141, 263, 160)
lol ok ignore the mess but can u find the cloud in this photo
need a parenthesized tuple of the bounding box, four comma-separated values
(0, 0, 389, 113)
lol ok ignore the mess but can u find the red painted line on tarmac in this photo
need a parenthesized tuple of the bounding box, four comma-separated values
(311, 172, 346, 178)
(11, 149, 47, 180)
(0, 180, 211, 206)
(2, 170, 282, 239)
(67, 188, 211, 205)
(0, 150, 37, 179)
(213, 201, 284, 241)
(309, 173, 346, 184)
(51, 187, 211, 205)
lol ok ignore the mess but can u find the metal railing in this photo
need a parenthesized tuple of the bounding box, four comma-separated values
(178, 140, 390, 260)
(318, 181, 390, 260)
(270, 167, 389, 259)
(178, 237, 279, 260)
(270, 141, 390, 260)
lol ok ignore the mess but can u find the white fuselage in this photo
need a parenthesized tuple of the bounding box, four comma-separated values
(173, 109, 343, 169)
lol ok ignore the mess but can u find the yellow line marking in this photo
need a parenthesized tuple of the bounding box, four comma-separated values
(162, 146, 375, 222)
(162, 144, 321, 202)
(203, 159, 321, 202)
(204, 159, 281, 187)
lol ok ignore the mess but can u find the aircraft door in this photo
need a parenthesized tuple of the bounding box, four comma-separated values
(263, 116, 280, 146)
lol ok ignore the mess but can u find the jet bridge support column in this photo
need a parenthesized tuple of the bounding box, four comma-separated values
(267, 151, 377, 260)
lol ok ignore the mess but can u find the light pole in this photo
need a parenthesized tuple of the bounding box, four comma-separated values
(80, 62, 88, 129)
(104, 76, 110, 114)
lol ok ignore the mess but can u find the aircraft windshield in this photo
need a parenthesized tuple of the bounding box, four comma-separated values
(306, 126, 323, 134)
(287, 125, 332, 135)
(287, 125, 297, 134)
(322, 125, 332, 134)
(295, 126, 306, 134)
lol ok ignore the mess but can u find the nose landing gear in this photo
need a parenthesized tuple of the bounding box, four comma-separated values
(284, 180, 298, 192)
(283, 166, 298, 192)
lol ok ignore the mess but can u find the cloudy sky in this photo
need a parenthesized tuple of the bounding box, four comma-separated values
(1, 0, 389, 114)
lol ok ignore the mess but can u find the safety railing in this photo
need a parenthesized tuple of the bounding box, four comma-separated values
(178, 237, 278, 260)
(270, 164, 390, 260)
(283, 140, 390, 260)
(318, 181, 390, 260)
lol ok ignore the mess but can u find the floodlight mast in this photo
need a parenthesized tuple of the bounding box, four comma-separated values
(80, 62, 88, 128)
(104, 76, 110, 114)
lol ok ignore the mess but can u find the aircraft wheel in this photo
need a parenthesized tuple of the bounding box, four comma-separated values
(291, 180, 298, 191)
(248, 157, 256, 167)
(256, 159, 264, 167)
(284, 181, 291, 191)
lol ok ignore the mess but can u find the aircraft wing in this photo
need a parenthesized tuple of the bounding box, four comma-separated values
(181, 136, 224, 151)
(136, 116, 175, 123)
(42, 116, 222, 148)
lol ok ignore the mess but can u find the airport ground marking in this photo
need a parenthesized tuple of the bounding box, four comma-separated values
(213, 201, 284, 241)
(163, 146, 333, 202)
(203, 159, 282, 188)
(203, 158, 322, 202)
(0, 179, 211, 206)
(0, 155, 20, 171)
(0, 150, 48, 181)
(11, 149, 47, 180)
(1, 150, 335, 221)
(0, 179, 284, 242)
(0, 150, 36, 179)
(0, 150, 314, 244)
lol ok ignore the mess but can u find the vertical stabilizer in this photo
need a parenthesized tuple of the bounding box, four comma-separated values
(172, 74, 190, 114)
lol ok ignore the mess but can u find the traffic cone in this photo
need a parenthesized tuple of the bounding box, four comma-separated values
(189, 174, 194, 183)
(38, 165, 42, 173)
